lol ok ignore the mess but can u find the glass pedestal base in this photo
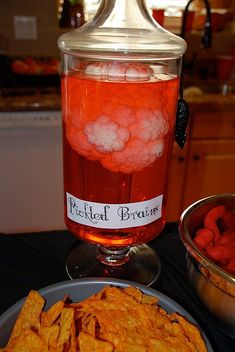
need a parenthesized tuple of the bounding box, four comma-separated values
(66, 242, 161, 286)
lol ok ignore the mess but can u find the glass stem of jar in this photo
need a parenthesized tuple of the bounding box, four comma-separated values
(97, 245, 130, 266)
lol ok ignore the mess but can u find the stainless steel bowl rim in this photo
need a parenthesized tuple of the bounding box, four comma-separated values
(179, 193, 235, 286)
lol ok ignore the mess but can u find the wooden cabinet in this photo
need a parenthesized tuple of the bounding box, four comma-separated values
(165, 142, 188, 221)
(166, 107, 235, 222)
(182, 139, 235, 208)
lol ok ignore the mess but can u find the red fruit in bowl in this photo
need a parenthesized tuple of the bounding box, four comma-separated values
(207, 243, 235, 262)
(193, 228, 215, 250)
(218, 231, 235, 245)
(42, 63, 59, 74)
(11, 60, 29, 74)
(223, 257, 235, 275)
(24, 57, 43, 74)
(49, 58, 60, 66)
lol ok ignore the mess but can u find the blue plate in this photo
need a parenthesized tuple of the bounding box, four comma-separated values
(0, 277, 213, 351)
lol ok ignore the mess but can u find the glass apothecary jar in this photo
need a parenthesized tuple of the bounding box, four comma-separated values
(58, 0, 186, 285)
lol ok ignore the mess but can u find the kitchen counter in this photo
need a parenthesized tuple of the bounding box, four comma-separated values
(185, 92, 235, 111)
(0, 86, 235, 112)
(0, 86, 61, 111)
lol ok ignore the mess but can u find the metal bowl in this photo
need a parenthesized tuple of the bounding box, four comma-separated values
(179, 193, 235, 339)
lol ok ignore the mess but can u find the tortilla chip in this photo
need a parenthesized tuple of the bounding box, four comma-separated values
(2, 286, 208, 352)
(78, 331, 113, 352)
(48, 346, 64, 352)
(116, 342, 148, 352)
(101, 286, 139, 306)
(57, 308, 74, 347)
(67, 319, 77, 352)
(8, 329, 48, 352)
(171, 313, 207, 352)
(41, 300, 64, 327)
(123, 286, 143, 302)
(141, 293, 159, 305)
(8, 291, 45, 343)
(82, 314, 97, 337)
(39, 324, 60, 347)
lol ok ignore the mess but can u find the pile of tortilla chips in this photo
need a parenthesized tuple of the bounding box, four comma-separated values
(0, 286, 207, 352)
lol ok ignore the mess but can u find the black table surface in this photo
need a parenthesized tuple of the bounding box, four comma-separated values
(0, 223, 234, 351)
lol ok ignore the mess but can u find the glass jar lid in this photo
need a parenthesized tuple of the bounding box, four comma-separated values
(58, 0, 186, 61)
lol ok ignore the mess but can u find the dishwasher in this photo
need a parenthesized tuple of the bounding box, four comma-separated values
(0, 109, 65, 233)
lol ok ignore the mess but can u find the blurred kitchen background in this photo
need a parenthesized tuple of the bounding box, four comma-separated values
(0, 0, 235, 233)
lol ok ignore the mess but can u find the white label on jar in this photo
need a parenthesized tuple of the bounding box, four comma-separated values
(66, 192, 163, 229)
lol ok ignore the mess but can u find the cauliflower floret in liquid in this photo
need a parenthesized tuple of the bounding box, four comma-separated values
(84, 115, 130, 153)
(103, 138, 164, 173)
(70, 105, 169, 173)
(85, 62, 152, 81)
(63, 63, 178, 173)
(130, 108, 169, 142)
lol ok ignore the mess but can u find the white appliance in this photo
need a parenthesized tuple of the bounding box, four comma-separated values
(0, 110, 66, 233)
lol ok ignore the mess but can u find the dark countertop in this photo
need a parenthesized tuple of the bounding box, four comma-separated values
(184, 92, 235, 111)
(0, 94, 61, 112)
(0, 223, 234, 351)
(0, 86, 61, 112)
(0, 85, 235, 112)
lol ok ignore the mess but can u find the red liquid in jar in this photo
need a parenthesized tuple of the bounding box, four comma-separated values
(61, 66, 179, 247)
